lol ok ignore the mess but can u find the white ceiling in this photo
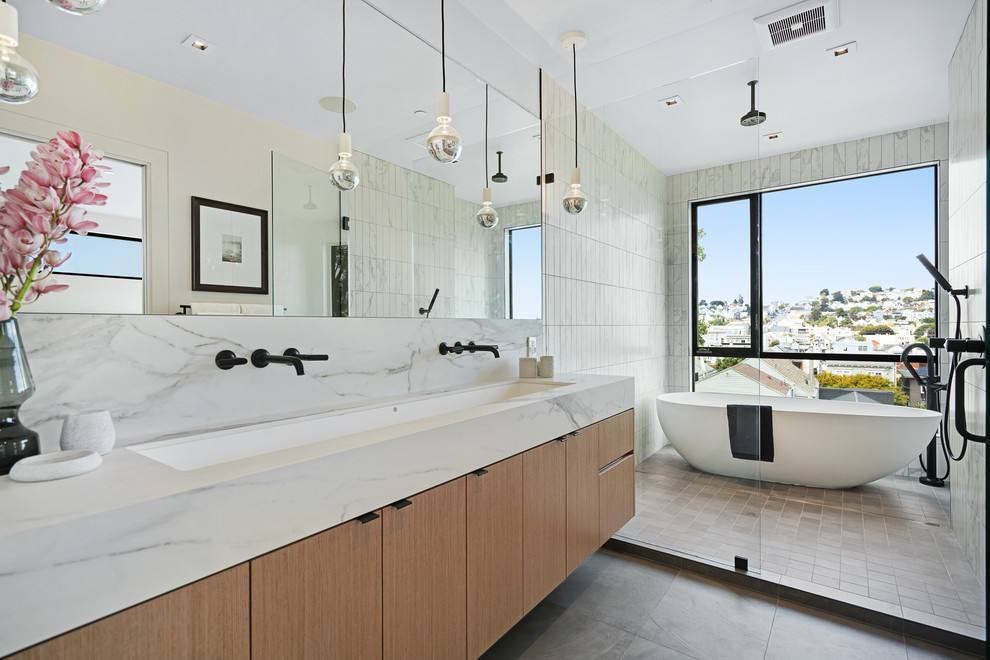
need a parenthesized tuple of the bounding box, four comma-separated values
(12, 0, 975, 184)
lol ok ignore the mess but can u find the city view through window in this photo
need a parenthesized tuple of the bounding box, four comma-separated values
(693, 166, 937, 406)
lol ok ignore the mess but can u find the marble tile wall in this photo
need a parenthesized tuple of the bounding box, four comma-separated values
(17, 314, 541, 450)
(664, 123, 950, 396)
(946, 0, 986, 588)
(541, 72, 667, 461)
(345, 151, 455, 318)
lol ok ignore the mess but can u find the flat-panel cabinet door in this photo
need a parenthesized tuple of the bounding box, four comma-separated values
(522, 439, 567, 613)
(467, 456, 523, 659)
(597, 410, 635, 469)
(566, 428, 600, 575)
(383, 477, 467, 660)
(251, 515, 383, 660)
(9, 565, 250, 660)
(600, 453, 636, 544)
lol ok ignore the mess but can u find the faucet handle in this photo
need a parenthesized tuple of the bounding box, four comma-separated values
(283, 348, 329, 361)
(215, 350, 248, 370)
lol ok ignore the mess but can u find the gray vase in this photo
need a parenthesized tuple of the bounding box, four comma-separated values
(0, 318, 39, 475)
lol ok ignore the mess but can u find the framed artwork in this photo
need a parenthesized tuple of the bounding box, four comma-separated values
(191, 196, 269, 294)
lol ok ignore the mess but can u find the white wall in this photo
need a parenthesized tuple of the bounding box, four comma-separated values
(946, 0, 986, 588)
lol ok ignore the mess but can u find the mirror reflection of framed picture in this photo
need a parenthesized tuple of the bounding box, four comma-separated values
(191, 196, 269, 294)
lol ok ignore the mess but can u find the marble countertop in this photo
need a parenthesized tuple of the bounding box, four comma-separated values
(0, 373, 633, 657)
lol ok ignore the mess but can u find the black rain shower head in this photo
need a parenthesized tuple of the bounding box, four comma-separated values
(491, 150, 508, 183)
(740, 80, 767, 127)
(917, 253, 969, 298)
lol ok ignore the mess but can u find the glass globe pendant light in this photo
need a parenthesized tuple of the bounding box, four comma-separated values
(426, 0, 461, 163)
(0, 1, 39, 104)
(476, 85, 498, 229)
(329, 0, 359, 191)
(43, 0, 107, 16)
(561, 31, 587, 215)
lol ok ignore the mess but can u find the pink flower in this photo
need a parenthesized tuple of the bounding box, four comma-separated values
(0, 166, 9, 176)
(0, 130, 109, 317)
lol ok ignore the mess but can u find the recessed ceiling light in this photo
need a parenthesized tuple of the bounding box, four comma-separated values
(659, 95, 683, 107)
(181, 34, 215, 54)
(827, 41, 857, 57)
(318, 96, 358, 113)
(764, 132, 783, 141)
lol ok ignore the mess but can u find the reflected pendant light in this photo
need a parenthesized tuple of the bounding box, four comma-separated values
(43, 0, 107, 15)
(426, 0, 462, 163)
(329, 0, 360, 191)
(0, 0, 39, 104)
(477, 85, 498, 229)
(561, 31, 587, 215)
(491, 151, 508, 183)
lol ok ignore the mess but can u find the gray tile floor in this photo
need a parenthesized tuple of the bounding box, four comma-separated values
(617, 447, 985, 641)
(484, 550, 980, 659)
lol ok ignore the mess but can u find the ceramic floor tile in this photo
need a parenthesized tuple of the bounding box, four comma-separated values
(765, 603, 909, 660)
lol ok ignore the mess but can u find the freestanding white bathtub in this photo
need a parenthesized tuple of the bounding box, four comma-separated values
(655, 392, 943, 489)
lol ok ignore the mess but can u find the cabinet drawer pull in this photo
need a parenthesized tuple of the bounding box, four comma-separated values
(390, 499, 413, 510)
(356, 512, 380, 524)
(568, 430, 581, 436)
(557, 436, 567, 442)
(472, 468, 489, 476)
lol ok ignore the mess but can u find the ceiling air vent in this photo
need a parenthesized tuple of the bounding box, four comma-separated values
(754, 0, 838, 50)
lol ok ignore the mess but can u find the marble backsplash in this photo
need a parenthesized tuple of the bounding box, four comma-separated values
(17, 314, 542, 450)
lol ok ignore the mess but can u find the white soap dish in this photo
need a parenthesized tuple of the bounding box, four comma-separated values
(8, 450, 102, 483)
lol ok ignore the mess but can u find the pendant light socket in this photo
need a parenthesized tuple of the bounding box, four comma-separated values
(0, 2, 19, 48)
(337, 132, 352, 156)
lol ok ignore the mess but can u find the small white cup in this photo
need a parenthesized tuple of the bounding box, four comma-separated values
(519, 357, 538, 378)
(538, 356, 554, 379)
(60, 410, 116, 455)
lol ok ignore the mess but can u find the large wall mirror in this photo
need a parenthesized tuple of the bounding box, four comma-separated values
(0, 0, 541, 318)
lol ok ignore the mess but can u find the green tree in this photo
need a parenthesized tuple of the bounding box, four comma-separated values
(696, 227, 707, 262)
(715, 357, 744, 371)
(832, 291, 845, 303)
(820, 288, 829, 296)
(816, 371, 907, 406)
(848, 306, 864, 316)
(917, 290, 935, 301)
(699, 299, 707, 307)
(914, 323, 935, 338)
(860, 324, 894, 335)
(710, 316, 728, 326)
(769, 339, 780, 347)
(710, 300, 726, 308)
(808, 302, 823, 323)
(865, 305, 879, 313)
(869, 285, 883, 292)
(921, 317, 935, 324)
(697, 319, 709, 345)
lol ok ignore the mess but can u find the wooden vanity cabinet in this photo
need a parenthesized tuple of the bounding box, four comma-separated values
(565, 427, 601, 575)
(597, 410, 636, 544)
(383, 477, 467, 660)
(466, 455, 523, 658)
(250, 513, 383, 660)
(8, 564, 249, 660)
(521, 438, 567, 613)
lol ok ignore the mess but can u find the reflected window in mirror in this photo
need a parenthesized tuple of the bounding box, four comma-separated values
(1, 131, 146, 314)
(507, 225, 541, 319)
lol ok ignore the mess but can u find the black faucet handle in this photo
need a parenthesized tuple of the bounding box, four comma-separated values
(215, 350, 248, 370)
(283, 348, 329, 361)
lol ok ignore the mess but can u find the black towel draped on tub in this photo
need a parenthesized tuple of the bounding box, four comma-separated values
(726, 404, 774, 462)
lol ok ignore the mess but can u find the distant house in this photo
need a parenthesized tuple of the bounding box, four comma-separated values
(695, 358, 815, 398)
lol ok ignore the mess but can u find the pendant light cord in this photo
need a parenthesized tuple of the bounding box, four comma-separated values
(572, 44, 578, 169)
(484, 85, 489, 184)
(341, 0, 347, 134)
(441, 0, 446, 93)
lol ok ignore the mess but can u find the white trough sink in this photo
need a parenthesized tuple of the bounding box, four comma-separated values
(130, 380, 571, 471)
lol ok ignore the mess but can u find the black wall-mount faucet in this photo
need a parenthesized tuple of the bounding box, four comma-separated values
(439, 341, 500, 358)
(251, 349, 306, 376)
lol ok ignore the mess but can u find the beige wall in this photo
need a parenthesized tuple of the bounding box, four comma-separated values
(0, 35, 338, 314)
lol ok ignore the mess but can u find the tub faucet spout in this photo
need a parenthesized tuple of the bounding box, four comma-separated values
(251, 349, 305, 376)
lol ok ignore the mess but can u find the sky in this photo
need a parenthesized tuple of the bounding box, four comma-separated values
(510, 225, 541, 318)
(697, 166, 938, 304)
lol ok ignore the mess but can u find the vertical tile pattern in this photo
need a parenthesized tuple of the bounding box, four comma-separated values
(541, 73, 667, 461)
(946, 0, 987, 589)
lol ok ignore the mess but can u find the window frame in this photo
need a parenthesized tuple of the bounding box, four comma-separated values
(691, 164, 939, 367)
